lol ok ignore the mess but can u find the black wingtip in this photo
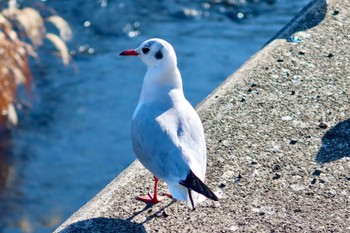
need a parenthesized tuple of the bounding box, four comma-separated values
(179, 170, 219, 201)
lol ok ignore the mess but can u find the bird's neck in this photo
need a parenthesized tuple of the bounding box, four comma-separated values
(139, 65, 184, 105)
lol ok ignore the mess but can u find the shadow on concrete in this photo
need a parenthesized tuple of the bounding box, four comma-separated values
(58, 217, 147, 233)
(58, 200, 176, 233)
(316, 119, 350, 163)
(267, 0, 327, 43)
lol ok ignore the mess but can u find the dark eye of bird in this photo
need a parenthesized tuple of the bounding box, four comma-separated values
(142, 47, 150, 54)
(155, 50, 163, 59)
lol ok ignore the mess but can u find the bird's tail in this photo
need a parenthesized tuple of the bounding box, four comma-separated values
(179, 169, 219, 208)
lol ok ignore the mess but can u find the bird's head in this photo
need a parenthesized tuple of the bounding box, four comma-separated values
(120, 38, 177, 69)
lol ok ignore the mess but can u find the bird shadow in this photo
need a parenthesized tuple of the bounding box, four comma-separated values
(57, 217, 146, 233)
(266, 0, 327, 44)
(316, 119, 350, 163)
(57, 200, 176, 233)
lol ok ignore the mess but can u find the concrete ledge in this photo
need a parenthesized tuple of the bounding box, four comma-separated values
(56, 0, 350, 232)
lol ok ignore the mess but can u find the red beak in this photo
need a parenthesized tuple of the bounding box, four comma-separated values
(119, 49, 139, 56)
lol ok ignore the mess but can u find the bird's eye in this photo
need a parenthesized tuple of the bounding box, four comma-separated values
(155, 50, 163, 59)
(142, 47, 150, 54)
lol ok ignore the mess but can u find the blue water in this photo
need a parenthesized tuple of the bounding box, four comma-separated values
(0, 0, 311, 232)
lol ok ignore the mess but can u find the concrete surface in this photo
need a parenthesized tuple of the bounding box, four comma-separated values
(55, 0, 350, 232)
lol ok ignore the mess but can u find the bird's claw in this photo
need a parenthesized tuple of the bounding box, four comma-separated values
(136, 192, 165, 204)
(164, 192, 173, 198)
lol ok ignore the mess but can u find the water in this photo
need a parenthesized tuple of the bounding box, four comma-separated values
(0, 0, 311, 232)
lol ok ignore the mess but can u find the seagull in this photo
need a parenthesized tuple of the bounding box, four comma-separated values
(119, 38, 218, 209)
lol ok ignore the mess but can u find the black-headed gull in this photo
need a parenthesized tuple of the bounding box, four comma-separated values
(120, 38, 218, 209)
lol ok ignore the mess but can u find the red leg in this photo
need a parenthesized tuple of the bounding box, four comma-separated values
(136, 177, 165, 204)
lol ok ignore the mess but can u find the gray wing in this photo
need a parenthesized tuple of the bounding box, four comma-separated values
(131, 102, 206, 182)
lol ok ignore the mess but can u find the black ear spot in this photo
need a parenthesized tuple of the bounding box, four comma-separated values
(142, 47, 150, 54)
(155, 50, 163, 59)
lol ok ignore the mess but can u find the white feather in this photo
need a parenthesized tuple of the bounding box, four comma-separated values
(130, 38, 207, 208)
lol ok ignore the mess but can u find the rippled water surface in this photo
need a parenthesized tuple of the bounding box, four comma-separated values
(0, 0, 311, 232)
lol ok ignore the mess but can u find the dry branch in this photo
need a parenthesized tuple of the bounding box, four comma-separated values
(0, 0, 72, 126)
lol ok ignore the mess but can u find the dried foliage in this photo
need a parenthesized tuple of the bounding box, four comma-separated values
(46, 15, 73, 42)
(45, 33, 70, 65)
(0, 0, 72, 126)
